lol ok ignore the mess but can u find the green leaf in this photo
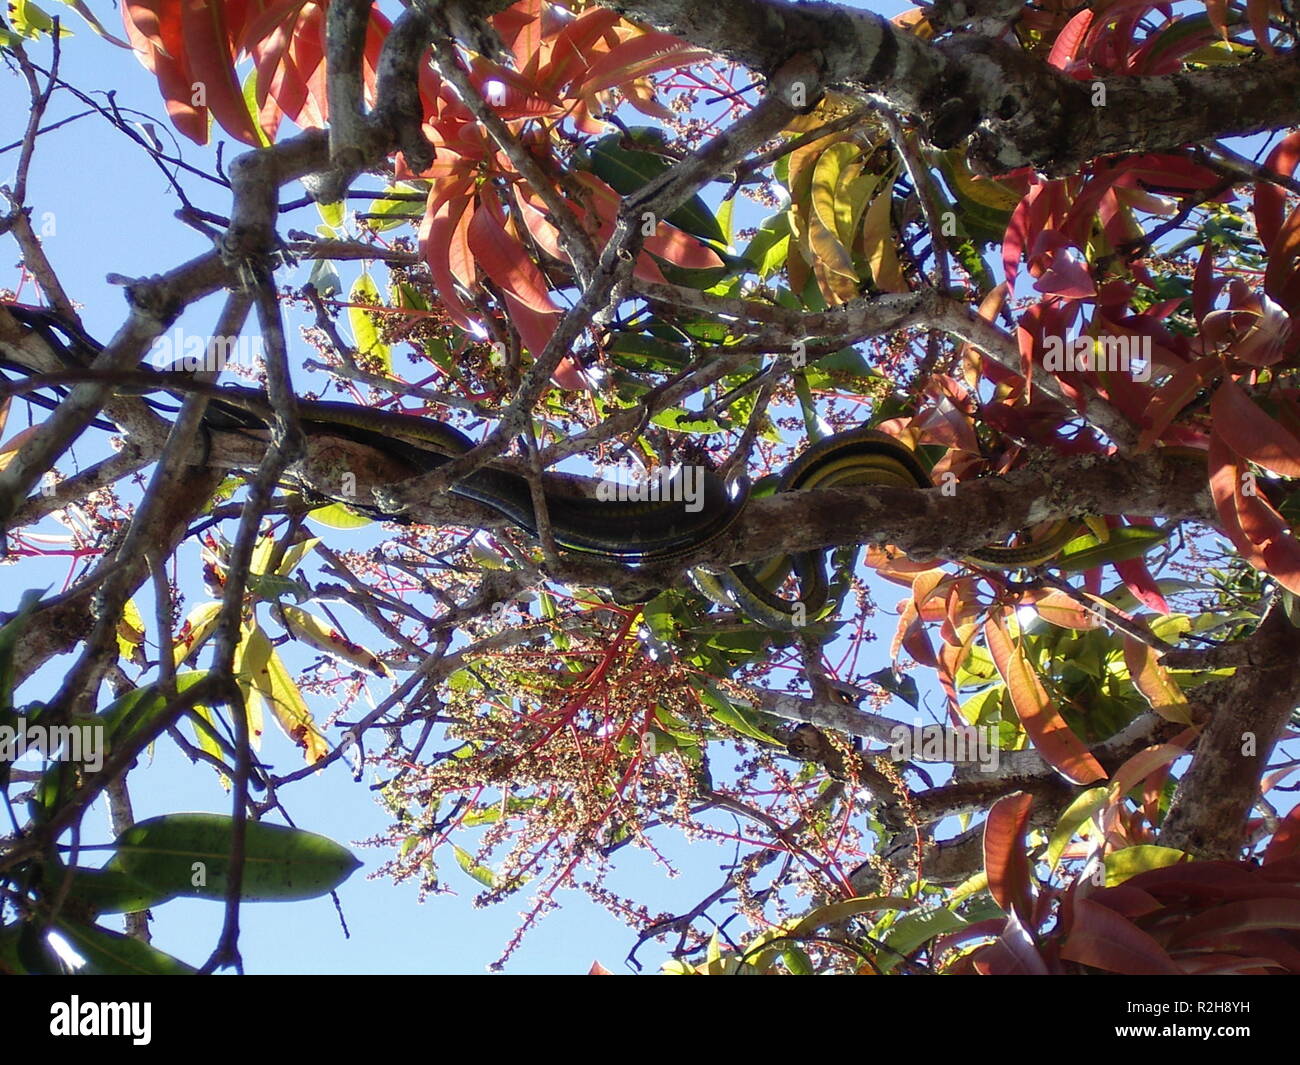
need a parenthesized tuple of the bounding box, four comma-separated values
(649, 407, 728, 435)
(580, 133, 726, 244)
(99, 670, 209, 747)
(53, 863, 173, 916)
(0, 588, 45, 713)
(695, 685, 782, 744)
(789, 896, 914, 937)
(1046, 786, 1107, 871)
(865, 666, 920, 709)
(365, 184, 426, 231)
(606, 332, 691, 373)
(55, 0, 131, 45)
(52, 919, 196, 975)
(240, 70, 273, 149)
(743, 214, 791, 279)
(348, 273, 392, 372)
(308, 259, 341, 298)
(113, 813, 362, 902)
(452, 844, 499, 888)
(878, 907, 967, 972)
(308, 502, 373, 529)
(1104, 845, 1187, 886)
(1054, 526, 1172, 572)
(7, 0, 68, 39)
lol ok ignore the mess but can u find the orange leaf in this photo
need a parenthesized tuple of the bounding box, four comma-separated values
(467, 199, 558, 316)
(1122, 637, 1193, 724)
(984, 792, 1035, 919)
(984, 613, 1106, 785)
(580, 32, 712, 95)
(1024, 589, 1098, 630)
(418, 187, 477, 330)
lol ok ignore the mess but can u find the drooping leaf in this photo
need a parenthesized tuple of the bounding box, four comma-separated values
(113, 812, 361, 902)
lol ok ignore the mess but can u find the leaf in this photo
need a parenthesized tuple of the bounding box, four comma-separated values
(1053, 526, 1171, 572)
(1138, 355, 1220, 449)
(878, 907, 968, 973)
(98, 670, 209, 746)
(365, 184, 427, 231)
(865, 666, 920, 709)
(178, 0, 260, 145)
(1122, 637, 1193, 723)
(1046, 786, 1108, 871)
(578, 32, 712, 97)
(861, 178, 906, 292)
(239, 624, 327, 764)
(56, 863, 173, 915)
(581, 133, 726, 244)
(1046, 9, 1094, 69)
(308, 502, 373, 530)
(113, 812, 361, 902)
(1173, 897, 1300, 950)
(467, 195, 558, 316)
(1060, 897, 1183, 974)
(789, 896, 914, 937)
(0, 588, 45, 713)
(984, 792, 1035, 919)
(1211, 378, 1300, 479)
(1256, 131, 1300, 248)
(278, 604, 390, 676)
(695, 684, 782, 744)
(984, 614, 1106, 784)
(53, 919, 196, 974)
(348, 273, 392, 372)
(1105, 845, 1188, 885)
(452, 844, 499, 889)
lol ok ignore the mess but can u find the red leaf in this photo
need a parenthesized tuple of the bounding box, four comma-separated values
(1170, 897, 1300, 948)
(180, 0, 260, 145)
(1136, 354, 1218, 450)
(466, 197, 558, 316)
(1047, 9, 1094, 69)
(972, 916, 1051, 974)
(1208, 431, 1300, 593)
(1115, 556, 1169, 615)
(539, 7, 622, 94)
(1246, 0, 1277, 52)
(1256, 131, 1300, 248)
(418, 185, 476, 329)
(579, 32, 712, 95)
(1264, 804, 1300, 864)
(1211, 378, 1300, 478)
(122, 0, 208, 144)
(984, 792, 1036, 919)
(1263, 203, 1300, 319)
(1060, 897, 1183, 974)
(1191, 239, 1219, 324)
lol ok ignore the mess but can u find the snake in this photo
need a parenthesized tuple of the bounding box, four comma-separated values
(1, 303, 1104, 630)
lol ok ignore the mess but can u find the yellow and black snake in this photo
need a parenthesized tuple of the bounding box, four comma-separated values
(1, 304, 1092, 630)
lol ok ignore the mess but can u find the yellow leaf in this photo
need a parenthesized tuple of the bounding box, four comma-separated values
(1123, 636, 1194, 724)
